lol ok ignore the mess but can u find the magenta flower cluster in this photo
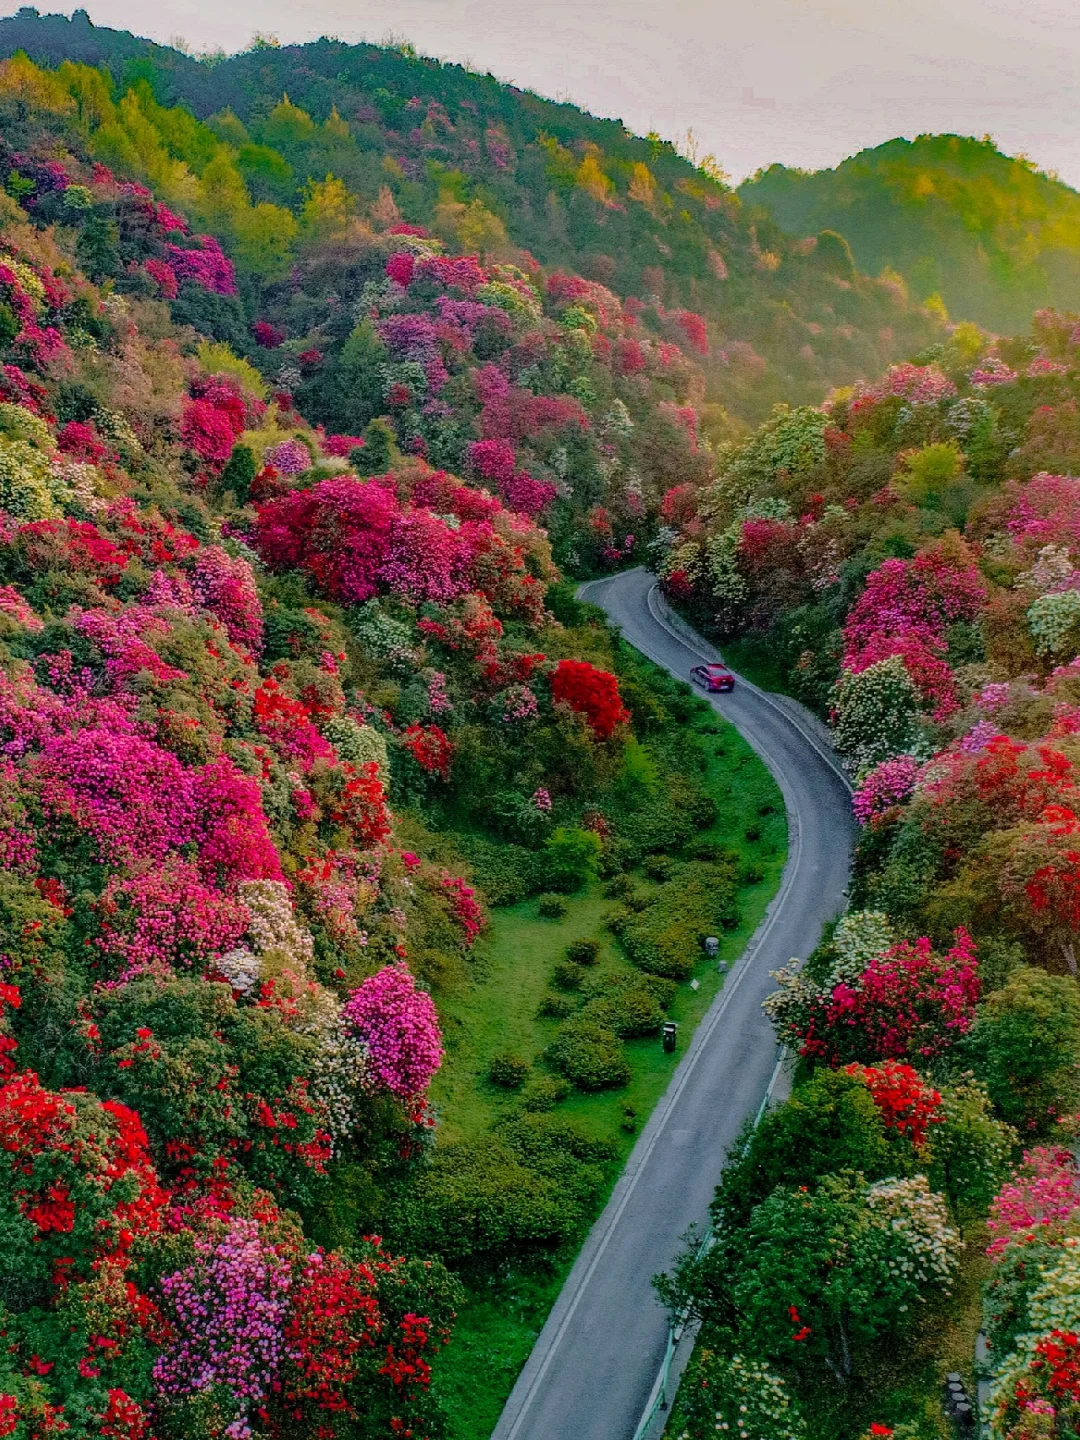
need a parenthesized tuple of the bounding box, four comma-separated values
(153, 1218, 292, 1436)
(852, 754, 921, 824)
(342, 964, 444, 1097)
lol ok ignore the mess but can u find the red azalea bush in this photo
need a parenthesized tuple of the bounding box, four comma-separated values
(550, 659, 629, 739)
(793, 930, 980, 1065)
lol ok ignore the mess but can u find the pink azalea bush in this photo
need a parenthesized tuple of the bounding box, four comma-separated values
(342, 965, 444, 1097)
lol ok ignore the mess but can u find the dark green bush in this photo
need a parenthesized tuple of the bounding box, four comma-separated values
(620, 861, 740, 979)
(581, 979, 666, 1037)
(537, 892, 569, 919)
(643, 854, 675, 882)
(604, 874, 636, 901)
(739, 863, 765, 886)
(454, 836, 545, 907)
(552, 960, 585, 990)
(518, 1075, 571, 1111)
(744, 824, 762, 842)
(537, 991, 575, 1019)
(566, 938, 601, 966)
(391, 1119, 607, 1261)
(546, 1019, 631, 1090)
(487, 1053, 530, 1089)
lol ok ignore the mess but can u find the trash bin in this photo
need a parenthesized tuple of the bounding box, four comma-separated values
(662, 1021, 678, 1054)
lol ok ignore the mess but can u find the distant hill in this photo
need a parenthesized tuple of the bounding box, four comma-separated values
(0, 8, 941, 422)
(740, 134, 1080, 333)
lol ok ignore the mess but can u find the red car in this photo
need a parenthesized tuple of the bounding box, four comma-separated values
(691, 662, 735, 693)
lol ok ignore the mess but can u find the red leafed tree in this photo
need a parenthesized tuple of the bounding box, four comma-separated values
(550, 660, 629, 740)
(1003, 803, 1080, 972)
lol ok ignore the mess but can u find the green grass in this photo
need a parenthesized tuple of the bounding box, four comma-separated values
(431, 704, 787, 1439)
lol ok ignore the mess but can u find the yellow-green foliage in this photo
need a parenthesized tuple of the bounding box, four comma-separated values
(895, 441, 964, 504)
(0, 436, 66, 518)
(0, 402, 54, 452)
(195, 341, 269, 401)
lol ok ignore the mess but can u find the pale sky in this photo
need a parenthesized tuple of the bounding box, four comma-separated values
(8, 0, 1080, 187)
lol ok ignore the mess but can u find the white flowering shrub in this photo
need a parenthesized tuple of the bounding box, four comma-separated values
(832, 656, 925, 774)
(601, 398, 634, 438)
(323, 716, 390, 781)
(1017, 543, 1078, 594)
(93, 405, 142, 457)
(832, 910, 894, 986)
(713, 404, 827, 509)
(306, 1007, 373, 1151)
(1028, 588, 1080, 656)
(0, 403, 53, 452)
(239, 879, 315, 972)
(677, 1349, 806, 1440)
(217, 947, 261, 995)
(865, 1175, 962, 1291)
(350, 601, 416, 659)
(704, 523, 748, 615)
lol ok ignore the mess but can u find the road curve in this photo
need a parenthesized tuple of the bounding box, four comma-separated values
(491, 567, 855, 1440)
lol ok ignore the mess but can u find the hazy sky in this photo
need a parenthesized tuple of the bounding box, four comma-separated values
(10, 0, 1080, 186)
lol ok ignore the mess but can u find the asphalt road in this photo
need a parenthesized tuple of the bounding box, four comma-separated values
(490, 567, 855, 1440)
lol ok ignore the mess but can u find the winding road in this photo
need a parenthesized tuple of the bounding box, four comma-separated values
(491, 568, 855, 1440)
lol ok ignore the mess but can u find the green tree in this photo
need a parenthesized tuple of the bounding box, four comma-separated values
(542, 827, 602, 893)
(304, 322, 388, 436)
(969, 968, 1080, 1134)
(925, 1077, 1015, 1226)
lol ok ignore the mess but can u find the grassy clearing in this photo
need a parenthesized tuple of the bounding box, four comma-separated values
(431, 697, 787, 1439)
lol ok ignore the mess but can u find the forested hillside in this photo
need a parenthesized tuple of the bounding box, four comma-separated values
(0, 9, 942, 423)
(741, 134, 1080, 333)
(0, 41, 795, 1440)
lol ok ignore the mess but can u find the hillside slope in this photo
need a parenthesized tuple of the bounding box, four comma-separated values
(741, 134, 1080, 333)
(0, 9, 941, 422)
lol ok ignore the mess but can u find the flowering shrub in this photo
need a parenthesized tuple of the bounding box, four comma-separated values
(852, 754, 921, 823)
(342, 966, 443, 1097)
(987, 1148, 1080, 1258)
(767, 929, 979, 1064)
(154, 1218, 292, 1434)
(677, 1349, 806, 1440)
(845, 1062, 943, 1148)
(550, 659, 629, 740)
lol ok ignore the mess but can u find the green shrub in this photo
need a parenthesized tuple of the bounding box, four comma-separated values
(518, 1075, 571, 1111)
(537, 991, 575, 1019)
(542, 827, 603, 892)
(580, 977, 667, 1037)
(454, 836, 545, 906)
(644, 854, 675, 882)
(566, 938, 601, 966)
(488, 1053, 530, 1089)
(552, 960, 585, 990)
(546, 1018, 631, 1090)
(620, 861, 739, 979)
(537, 892, 568, 919)
(604, 874, 637, 901)
(739, 863, 765, 886)
(969, 968, 1080, 1134)
(391, 1123, 605, 1261)
(744, 824, 762, 842)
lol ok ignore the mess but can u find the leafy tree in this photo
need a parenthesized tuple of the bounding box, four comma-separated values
(969, 969, 1080, 1135)
(663, 1173, 960, 1384)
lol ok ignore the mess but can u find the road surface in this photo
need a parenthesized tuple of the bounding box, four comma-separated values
(491, 567, 855, 1440)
